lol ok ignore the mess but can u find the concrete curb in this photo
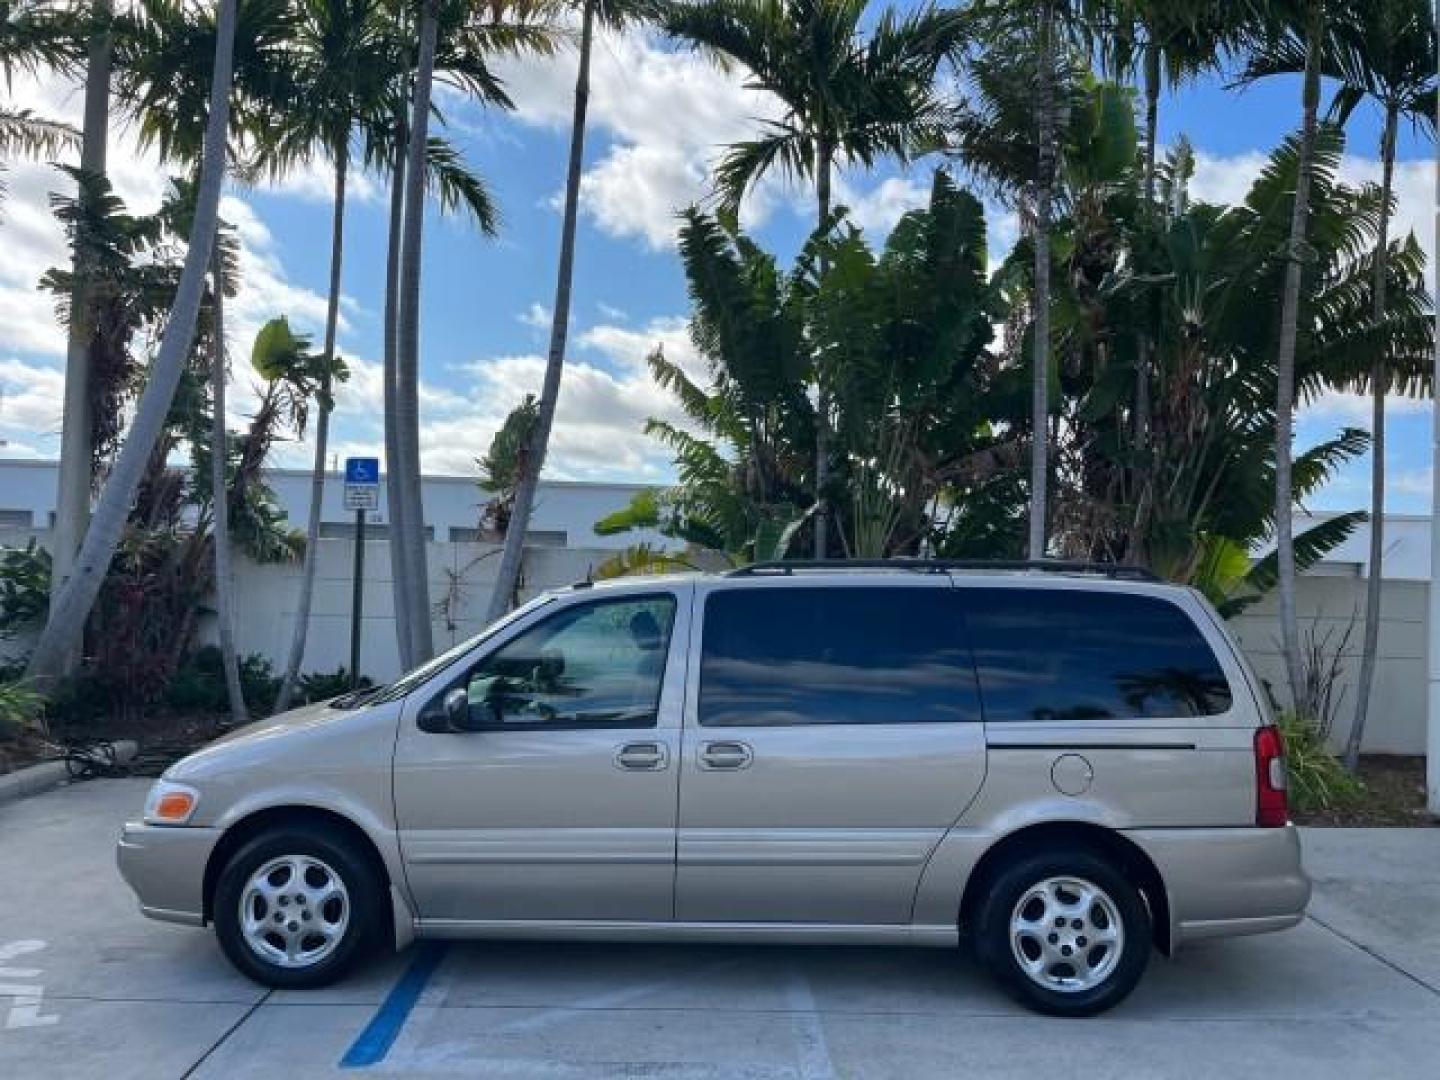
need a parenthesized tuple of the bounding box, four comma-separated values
(0, 740, 139, 807)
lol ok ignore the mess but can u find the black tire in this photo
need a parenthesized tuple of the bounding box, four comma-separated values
(213, 823, 382, 989)
(973, 849, 1151, 1017)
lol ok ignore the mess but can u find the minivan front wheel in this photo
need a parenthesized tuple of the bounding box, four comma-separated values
(974, 850, 1150, 1016)
(213, 824, 381, 988)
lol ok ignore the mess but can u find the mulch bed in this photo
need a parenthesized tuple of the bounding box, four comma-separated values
(0, 710, 238, 780)
(1295, 755, 1436, 828)
(0, 727, 54, 775)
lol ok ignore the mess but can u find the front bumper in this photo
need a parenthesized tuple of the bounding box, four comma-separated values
(116, 821, 221, 927)
(1125, 823, 1311, 949)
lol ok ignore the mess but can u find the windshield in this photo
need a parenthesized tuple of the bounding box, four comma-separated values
(371, 593, 557, 705)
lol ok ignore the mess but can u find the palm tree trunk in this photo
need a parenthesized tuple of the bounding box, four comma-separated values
(1028, 0, 1056, 561)
(1130, 36, 1161, 558)
(1141, 39, 1160, 202)
(275, 152, 348, 712)
(209, 243, 246, 724)
(384, 104, 414, 669)
(813, 137, 833, 560)
(1274, 5, 1324, 713)
(486, 0, 595, 622)
(50, 2, 112, 676)
(25, 0, 239, 684)
(396, 0, 439, 662)
(1345, 102, 1398, 770)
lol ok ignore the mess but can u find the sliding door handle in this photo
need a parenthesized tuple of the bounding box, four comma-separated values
(698, 741, 753, 770)
(615, 741, 669, 771)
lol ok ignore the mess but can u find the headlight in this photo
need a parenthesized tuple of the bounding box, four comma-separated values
(143, 780, 200, 825)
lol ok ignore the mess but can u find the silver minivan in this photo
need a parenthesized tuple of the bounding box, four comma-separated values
(118, 562, 1310, 1016)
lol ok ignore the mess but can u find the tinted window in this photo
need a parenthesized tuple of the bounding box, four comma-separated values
(455, 595, 676, 730)
(699, 588, 981, 727)
(963, 589, 1232, 721)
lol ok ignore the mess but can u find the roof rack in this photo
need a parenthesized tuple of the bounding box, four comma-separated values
(725, 558, 1161, 582)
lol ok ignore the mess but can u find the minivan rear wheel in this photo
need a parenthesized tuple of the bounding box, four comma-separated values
(213, 824, 381, 988)
(974, 850, 1150, 1016)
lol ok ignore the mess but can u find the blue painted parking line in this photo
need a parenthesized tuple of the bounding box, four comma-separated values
(339, 942, 448, 1068)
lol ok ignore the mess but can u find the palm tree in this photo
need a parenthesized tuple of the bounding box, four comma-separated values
(208, 241, 245, 722)
(111, 0, 296, 717)
(665, 0, 967, 559)
(383, 0, 549, 661)
(255, 0, 520, 705)
(25, 0, 239, 681)
(266, 0, 398, 712)
(1324, 1, 1434, 767)
(1242, 0, 1329, 713)
(959, 1, 1101, 560)
(1027, 0, 1057, 561)
(0, 0, 81, 189)
(486, 0, 660, 622)
(50, 0, 111, 677)
(394, 0, 441, 662)
(1100, 2, 1232, 201)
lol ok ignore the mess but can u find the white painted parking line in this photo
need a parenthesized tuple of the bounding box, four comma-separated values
(0, 940, 57, 1029)
(784, 970, 835, 1080)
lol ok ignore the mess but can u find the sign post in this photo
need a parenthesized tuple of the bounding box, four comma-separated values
(343, 458, 380, 689)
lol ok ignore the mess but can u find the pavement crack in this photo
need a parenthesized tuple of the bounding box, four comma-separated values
(1305, 913, 1440, 999)
(181, 989, 272, 1078)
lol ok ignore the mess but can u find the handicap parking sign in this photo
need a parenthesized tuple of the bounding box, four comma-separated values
(345, 457, 379, 485)
(343, 457, 380, 511)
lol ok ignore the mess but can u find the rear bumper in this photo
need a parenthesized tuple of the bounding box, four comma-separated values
(1124, 824, 1311, 949)
(116, 821, 220, 927)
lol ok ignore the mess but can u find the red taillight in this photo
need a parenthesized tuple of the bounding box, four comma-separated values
(1254, 725, 1288, 827)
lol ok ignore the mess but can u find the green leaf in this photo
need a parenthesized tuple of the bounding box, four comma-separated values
(251, 317, 301, 381)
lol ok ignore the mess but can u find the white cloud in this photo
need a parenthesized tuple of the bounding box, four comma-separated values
(303, 315, 707, 481)
(0, 357, 67, 454)
(517, 301, 552, 329)
(830, 173, 930, 236)
(495, 28, 792, 248)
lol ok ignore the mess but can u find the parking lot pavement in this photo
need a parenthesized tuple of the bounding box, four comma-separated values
(1, 780, 1437, 1080)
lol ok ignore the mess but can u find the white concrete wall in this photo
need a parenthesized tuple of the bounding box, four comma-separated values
(1229, 576, 1427, 755)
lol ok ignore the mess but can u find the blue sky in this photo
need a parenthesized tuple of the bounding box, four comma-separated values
(0, 16, 1434, 515)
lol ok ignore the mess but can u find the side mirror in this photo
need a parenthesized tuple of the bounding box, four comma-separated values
(442, 687, 470, 729)
(418, 687, 492, 734)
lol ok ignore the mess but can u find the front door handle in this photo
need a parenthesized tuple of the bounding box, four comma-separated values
(698, 741, 753, 770)
(614, 741, 669, 771)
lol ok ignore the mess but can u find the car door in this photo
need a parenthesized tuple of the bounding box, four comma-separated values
(675, 578, 987, 926)
(393, 584, 692, 924)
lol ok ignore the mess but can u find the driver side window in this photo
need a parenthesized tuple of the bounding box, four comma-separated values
(457, 594, 676, 731)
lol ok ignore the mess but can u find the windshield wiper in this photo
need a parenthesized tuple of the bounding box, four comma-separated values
(328, 684, 387, 710)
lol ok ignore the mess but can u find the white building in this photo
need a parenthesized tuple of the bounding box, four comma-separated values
(0, 458, 664, 549)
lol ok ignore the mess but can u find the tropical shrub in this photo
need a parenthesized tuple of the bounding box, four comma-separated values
(0, 681, 43, 733)
(296, 667, 371, 704)
(164, 647, 280, 717)
(0, 540, 51, 640)
(1277, 710, 1361, 812)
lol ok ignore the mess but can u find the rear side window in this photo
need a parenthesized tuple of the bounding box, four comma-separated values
(699, 587, 981, 726)
(962, 588, 1232, 721)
